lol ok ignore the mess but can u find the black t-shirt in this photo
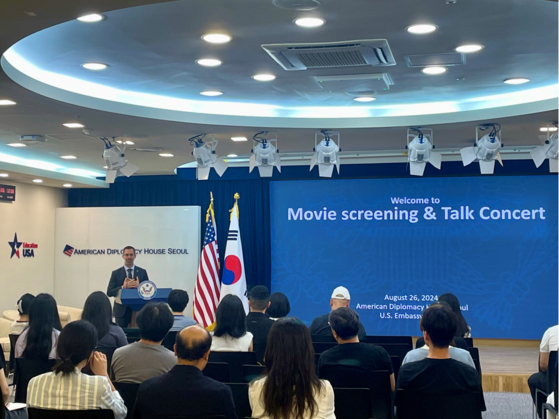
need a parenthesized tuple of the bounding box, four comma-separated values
(396, 358, 486, 411)
(318, 342, 394, 376)
(245, 312, 274, 361)
(309, 313, 366, 340)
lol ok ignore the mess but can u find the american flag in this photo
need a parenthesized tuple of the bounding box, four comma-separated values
(63, 245, 74, 257)
(193, 204, 221, 329)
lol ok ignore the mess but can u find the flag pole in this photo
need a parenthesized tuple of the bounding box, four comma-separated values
(230, 193, 240, 220)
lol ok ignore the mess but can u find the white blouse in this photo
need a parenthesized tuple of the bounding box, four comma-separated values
(210, 332, 253, 352)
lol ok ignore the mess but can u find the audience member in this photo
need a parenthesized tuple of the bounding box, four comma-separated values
(246, 286, 275, 362)
(396, 304, 485, 411)
(439, 293, 471, 337)
(318, 307, 395, 391)
(249, 318, 334, 419)
(211, 295, 253, 352)
(1, 363, 25, 418)
(309, 286, 366, 340)
(132, 325, 237, 419)
(267, 292, 291, 320)
(15, 293, 62, 359)
(167, 289, 196, 332)
(529, 324, 558, 417)
(27, 320, 127, 419)
(111, 302, 175, 383)
(10, 294, 34, 335)
(81, 291, 127, 348)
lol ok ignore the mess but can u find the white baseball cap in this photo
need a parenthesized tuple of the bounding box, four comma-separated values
(331, 286, 350, 300)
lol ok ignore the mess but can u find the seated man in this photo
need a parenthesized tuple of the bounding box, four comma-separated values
(318, 307, 395, 391)
(112, 302, 175, 383)
(309, 286, 366, 340)
(529, 324, 558, 417)
(246, 285, 275, 363)
(168, 289, 197, 332)
(396, 304, 485, 411)
(132, 325, 237, 419)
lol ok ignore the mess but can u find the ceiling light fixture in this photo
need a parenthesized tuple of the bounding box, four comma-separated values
(406, 128, 441, 176)
(82, 63, 108, 71)
(63, 123, 85, 128)
(77, 14, 104, 22)
(0, 173, 8, 177)
(189, 133, 228, 180)
(32, 179, 43, 183)
(7, 143, 26, 147)
(202, 34, 232, 44)
(455, 44, 484, 53)
(294, 17, 325, 27)
(353, 97, 376, 102)
(504, 78, 530, 85)
(422, 66, 447, 75)
(540, 127, 559, 132)
(60, 155, 77, 159)
(124, 141, 134, 145)
(159, 153, 174, 157)
(101, 137, 139, 183)
(63, 183, 73, 188)
(227, 154, 238, 158)
(231, 137, 248, 142)
(0, 100, 16, 106)
(200, 91, 223, 96)
(250, 131, 281, 177)
(196, 59, 222, 67)
(252, 74, 276, 82)
(407, 24, 438, 34)
(531, 125, 558, 173)
(460, 123, 503, 174)
(310, 130, 340, 178)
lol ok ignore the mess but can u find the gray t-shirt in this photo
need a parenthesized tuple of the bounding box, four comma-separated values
(402, 346, 475, 369)
(111, 341, 176, 383)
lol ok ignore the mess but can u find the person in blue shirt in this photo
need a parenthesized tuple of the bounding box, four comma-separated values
(168, 289, 197, 332)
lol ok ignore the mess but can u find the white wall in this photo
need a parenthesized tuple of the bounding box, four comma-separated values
(0, 181, 67, 313)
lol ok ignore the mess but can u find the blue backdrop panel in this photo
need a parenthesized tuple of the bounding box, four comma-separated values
(270, 175, 558, 340)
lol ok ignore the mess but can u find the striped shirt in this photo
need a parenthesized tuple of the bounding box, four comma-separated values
(27, 368, 127, 419)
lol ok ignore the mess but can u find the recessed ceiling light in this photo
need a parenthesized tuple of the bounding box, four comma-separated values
(422, 66, 447, 75)
(407, 24, 438, 34)
(200, 91, 223, 96)
(103, 165, 108, 169)
(353, 97, 376, 102)
(196, 59, 222, 67)
(294, 17, 325, 27)
(116, 140, 123, 144)
(60, 155, 77, 159)
(231, 137, 248, 142)
(504, 78, 530, 85)
(159, 153, 174, 157)
(252, 74, 276, 82)
(455, 44, 484, 53)
(82, 63, 108, 71)
(202, 34, 232, 44)
(0, 100, 16, 106)
(0, 173, 8, 177)
(32, 179, 43, 183)
(7, 143, 26, 147)
(540, 127, 558, 132)
(124, 141, 135, 145)
(77, 14, 104, 22)
(63, 123, 84, 128)
(63, 183, 73, 188)
(227, 154, 238, 158)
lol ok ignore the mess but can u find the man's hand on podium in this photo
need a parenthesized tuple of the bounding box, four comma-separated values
(123, 277, 140, 289)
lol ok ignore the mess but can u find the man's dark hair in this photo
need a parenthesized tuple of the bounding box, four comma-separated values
(421, 304, 457, 348)
(328, 307, 360, 340)
(248, 285, 270, 311)
(175, 328, 212, 361)
(168, 289, 189, 313)
(123, 246, 136, 253)
(17, 293, 35, 315)
(136, 302, 174, 342)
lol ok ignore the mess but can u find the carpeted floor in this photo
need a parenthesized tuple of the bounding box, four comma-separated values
(483, 392, 534, 419)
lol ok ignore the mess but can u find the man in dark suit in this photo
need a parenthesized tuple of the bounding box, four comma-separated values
(107, 246, 150, 327)
(246, 285, 275, 363)
(132, 325, 238, 419)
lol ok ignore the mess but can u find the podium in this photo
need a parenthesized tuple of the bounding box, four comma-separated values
(119, 288, 172, 311)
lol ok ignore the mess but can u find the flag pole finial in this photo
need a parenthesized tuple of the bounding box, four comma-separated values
(234, 193, 240, 201)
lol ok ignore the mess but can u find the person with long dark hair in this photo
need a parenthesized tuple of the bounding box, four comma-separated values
(249, 318, 335, 419)
(15, 293, 61, 360)
(81, 291, 127, 348)
(211, 294, 253, 352)
(27, 320, 127, 418)
(267, 292, 291, 320)
(10, 293, 35, 335)
(438, 293, 471, 338)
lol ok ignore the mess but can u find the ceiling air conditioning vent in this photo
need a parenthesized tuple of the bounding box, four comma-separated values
(262, 39, 396, 71)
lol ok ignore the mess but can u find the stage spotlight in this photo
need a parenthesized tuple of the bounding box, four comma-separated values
(189, 133, 228, 180)
(531, 124, 558, 173)
(249, 131, 281, 177)
(460, 124, 503, 174)
(101, 137, 139, 183)
(310, 130, 340, 178)
(406, 128, 441, 176)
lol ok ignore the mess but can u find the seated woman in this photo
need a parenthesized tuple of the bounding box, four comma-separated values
(211, 295, 253, 352)
(10, 293, 35, 335)
(249, 318, 335, 419)
(81, 291, 127, 348)
(27, 320, 127, 419)
(15, 293, 61, 360)
(439, 293, 471, 338)
(267, 292, 291, 321)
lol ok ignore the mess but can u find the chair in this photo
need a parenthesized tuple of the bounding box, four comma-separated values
(332, 388, 370, 419)
(312, 342, 337, 354)
(252, 342, 267, 365)
(123, 328, 140, 345)
(464, 337, 474, 347)
(8, 334, 18, 374)
(208, 352, 257, 383)
(467, 347, 482, 379)
(311, 335, 336, 343)
(376, 343, 410, 368)
(96, 346, 118, 376)
(162, 331, 177, 351)
(113, 382, 140, 419)
(242, 364, 265, 383)
(320, 366, 392, 419)
(226, 383, 251, 419)
(536, 351, 558, 419)
(396, 390, 482, 419)
(27, 408, 115, 418)
(203, 362, 230, 383)
(364, 335, 413, 347)
(14, 358, 57, 403)
(415, 336, 468, 350)
(390, 355, 400, 380)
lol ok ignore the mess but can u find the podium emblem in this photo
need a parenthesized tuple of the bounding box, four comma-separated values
(138, 281, 157, 300)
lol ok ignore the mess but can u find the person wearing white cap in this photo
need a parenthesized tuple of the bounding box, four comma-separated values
(309, 286, 366, 339)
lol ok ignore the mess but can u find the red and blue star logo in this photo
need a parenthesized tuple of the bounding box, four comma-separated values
(8, 233, 22, 259)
